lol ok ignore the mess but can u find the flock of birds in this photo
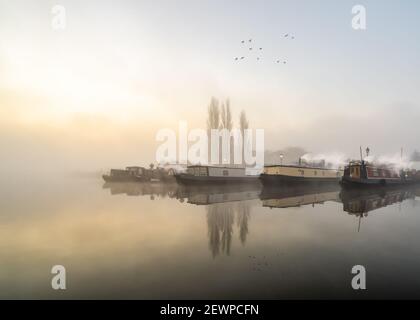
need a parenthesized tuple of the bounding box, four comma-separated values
(234, 33, 295, 65)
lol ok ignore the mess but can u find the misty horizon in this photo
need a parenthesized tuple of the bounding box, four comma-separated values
(1, 1, 420, 176)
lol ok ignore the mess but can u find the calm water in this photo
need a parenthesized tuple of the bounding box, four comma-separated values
(1, 175, 420, 299)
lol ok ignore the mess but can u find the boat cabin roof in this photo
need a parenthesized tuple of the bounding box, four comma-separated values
(126, 166, 145, 170)
(187, 165, 245, 170)
(264, 164, 341, 171)
(345, 161, 398, 170)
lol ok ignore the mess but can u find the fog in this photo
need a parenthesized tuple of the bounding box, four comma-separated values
(1, 101, 419, 178)
(1, 1, 420, 177)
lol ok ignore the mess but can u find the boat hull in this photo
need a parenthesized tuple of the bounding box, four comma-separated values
(175, 174, 260, 185)
(260, 173, 341, 187)
(102, 174, 149, 183)
(340, 176, 417, 188)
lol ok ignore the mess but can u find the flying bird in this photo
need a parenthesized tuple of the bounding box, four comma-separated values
(241, 40, 245, 43)
(291, 36, 295, 39)
(235, 57, 238, 60)
(249, 39, 252, 42)
(240, 56, 245, 59)
(284, 34, 289, 37)
(259, 47, 263, 50)
(249, 47, 252, 50)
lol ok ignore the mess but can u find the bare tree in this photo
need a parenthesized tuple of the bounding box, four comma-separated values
(226, 99, 232, 130)
(206, 97, 220, 165)
(221, 104, 225, 129)
(220, 99, 233, 130)
(207, 97, 220, 130)
(239, 110, 249, 133)
(219, 100, 234, 164)
(239, 110, 249, 166)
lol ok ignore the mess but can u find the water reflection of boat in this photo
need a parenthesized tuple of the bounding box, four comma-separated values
(260, 184, 341, 209)
(102, 181, 258, 258)
(179, 184, 261, 205)
(340, 186, 417, 215)
(102, 181, 261, 205)
(103, 182, 179, 198)
(340, 186, 419, 232)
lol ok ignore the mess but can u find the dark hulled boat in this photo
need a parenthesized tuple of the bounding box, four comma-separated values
(102, 166, 150, 182)
(341, 160, 418, 187)
(174, 165, 260, 185)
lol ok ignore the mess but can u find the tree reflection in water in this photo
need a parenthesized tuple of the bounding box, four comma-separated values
(236, 202, 250, 245)
(206, 201, 251, 258)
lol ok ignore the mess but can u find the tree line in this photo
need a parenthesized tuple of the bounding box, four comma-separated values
(206, 97, 250, 166)
(206, 97, 249, 133)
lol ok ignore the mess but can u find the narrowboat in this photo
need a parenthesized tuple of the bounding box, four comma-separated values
(259, 165, 343, 186)
(341, 160, 418, 187)
(102, 166, 150, 182)
(174, 165, 260, 185)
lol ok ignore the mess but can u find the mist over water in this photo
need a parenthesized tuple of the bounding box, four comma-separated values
(1, 174, 420, 299)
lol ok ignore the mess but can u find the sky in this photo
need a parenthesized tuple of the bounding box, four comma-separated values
(1, 0, 420, 173)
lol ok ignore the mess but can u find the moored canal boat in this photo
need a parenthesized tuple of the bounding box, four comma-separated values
(102, 166, 150, 182)
(260, 165, 343, 186)
(340, 160, 418, 187)
(174, 165, 260, 185)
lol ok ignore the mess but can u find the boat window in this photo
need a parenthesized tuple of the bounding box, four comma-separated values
(223, 170, 229, 176)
